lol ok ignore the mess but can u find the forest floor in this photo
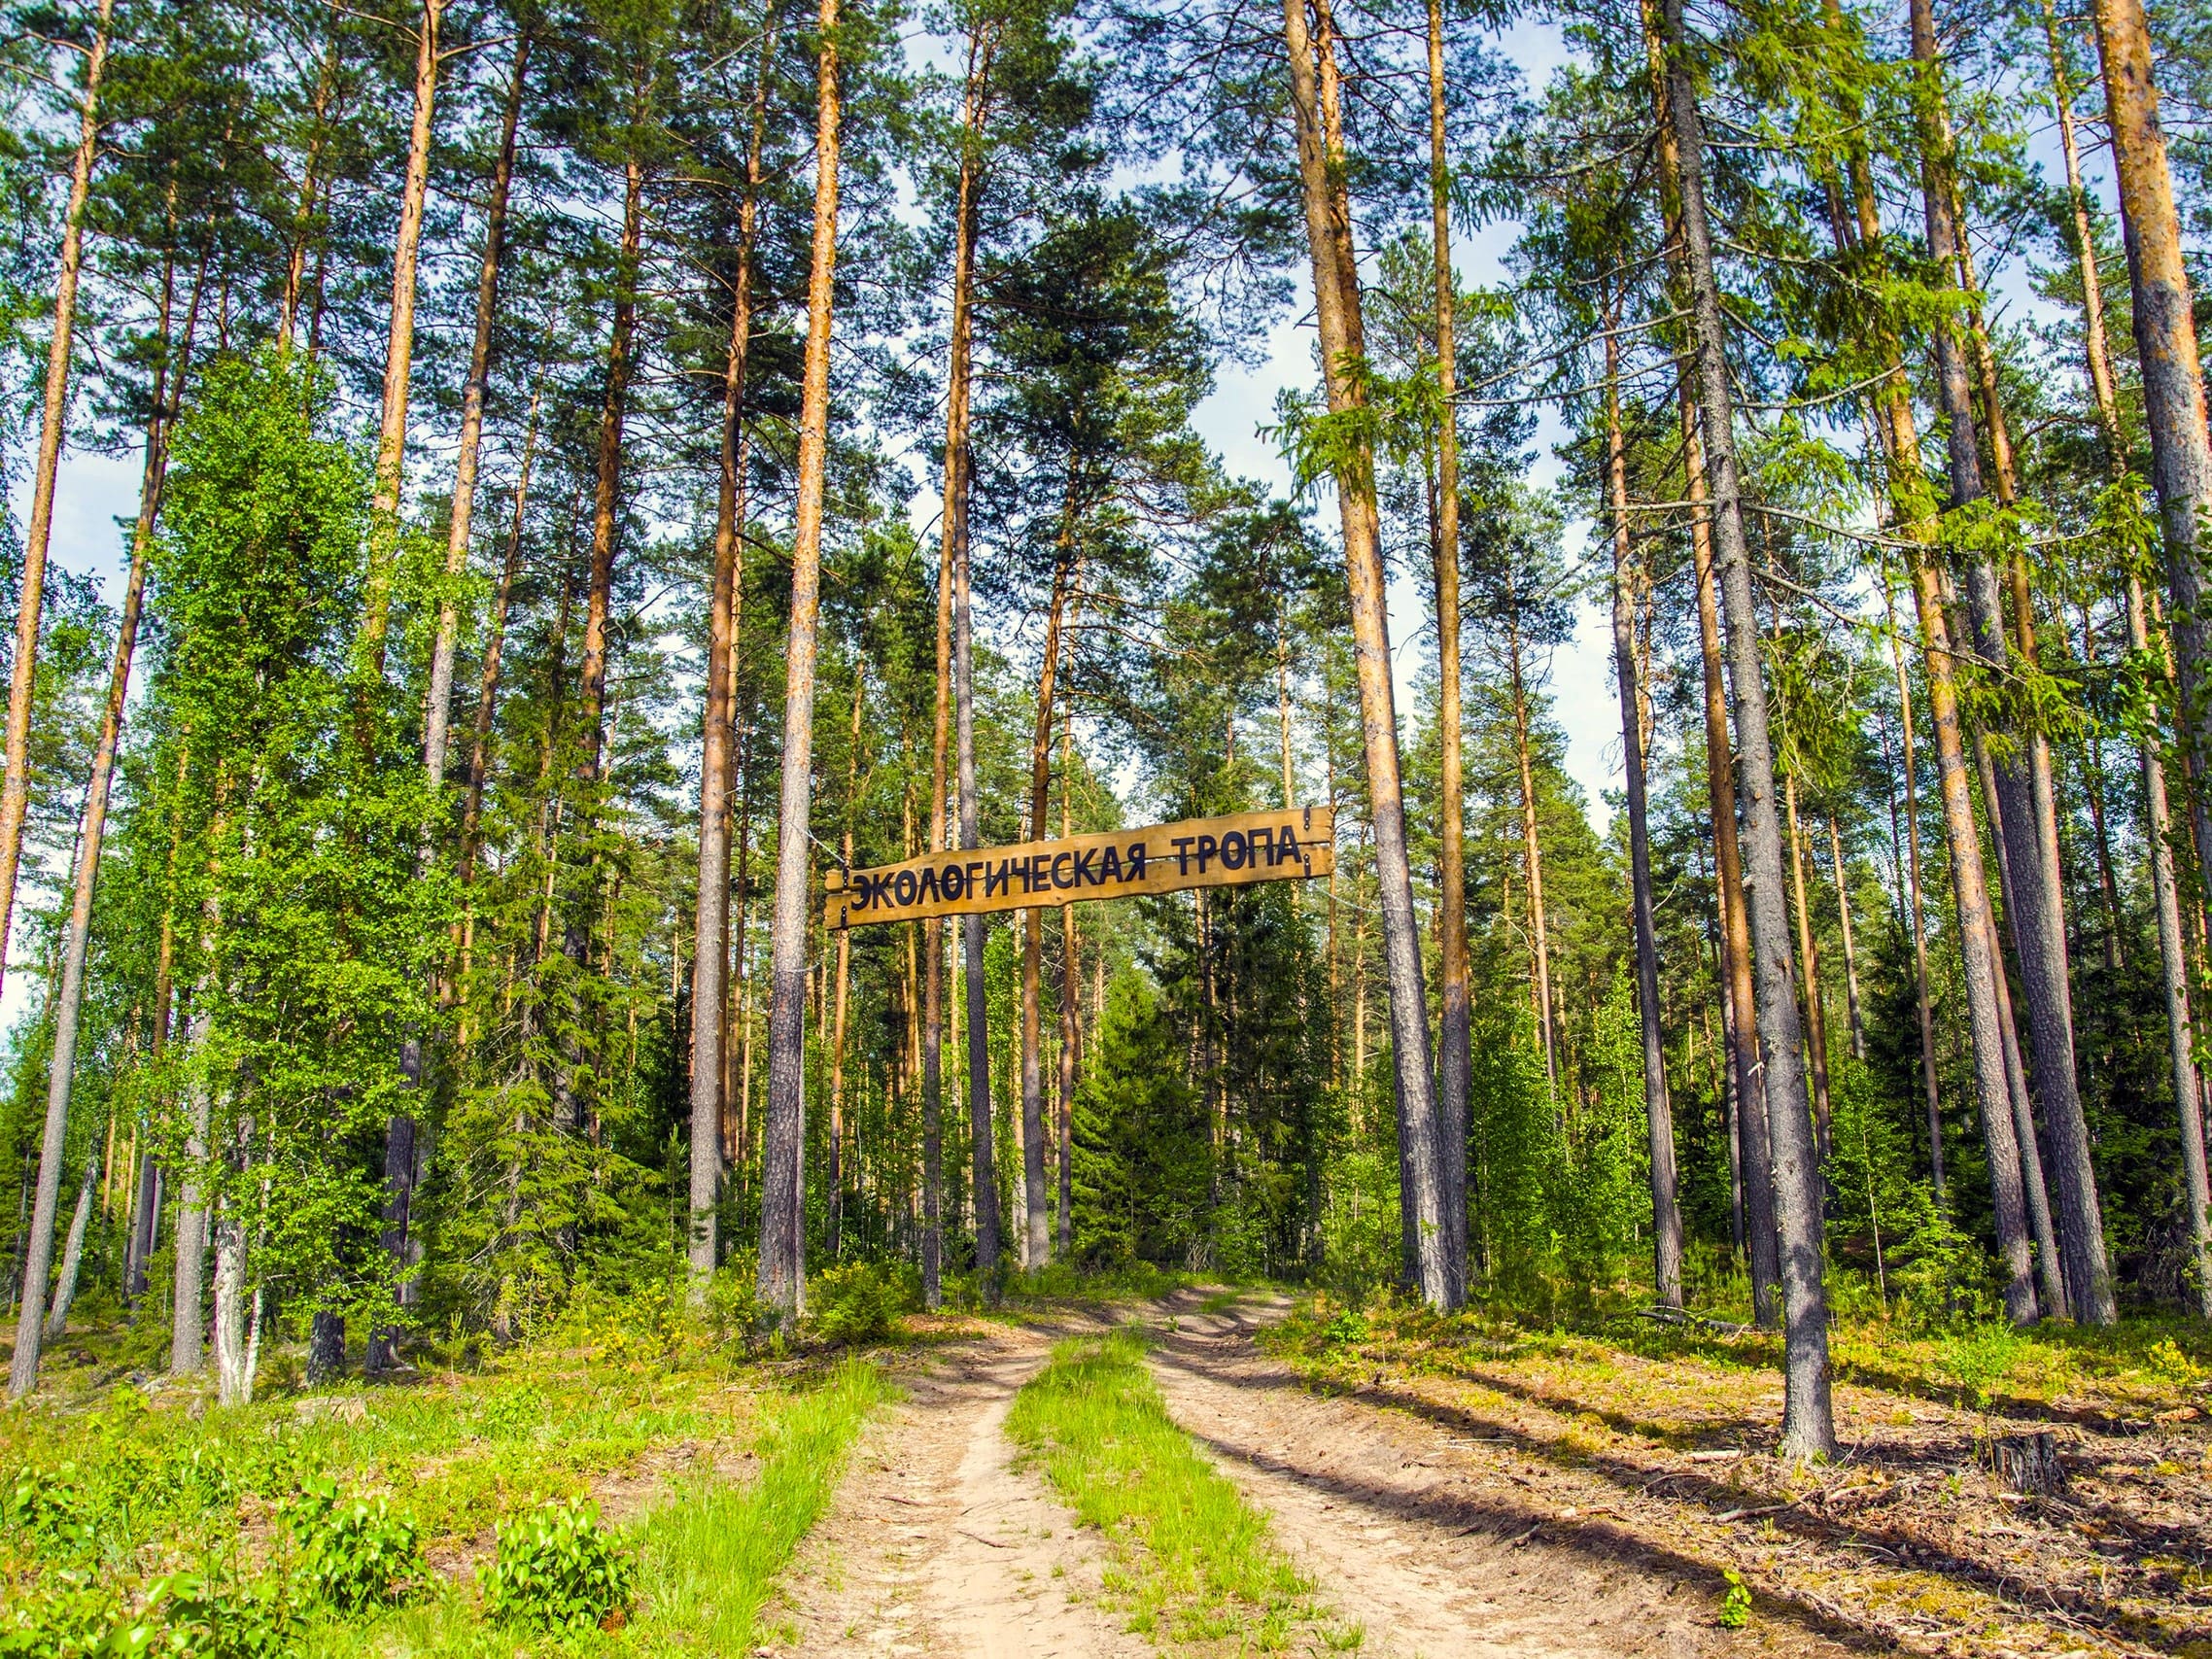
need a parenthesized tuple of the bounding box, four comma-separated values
(6, 1284, 2210, 1655)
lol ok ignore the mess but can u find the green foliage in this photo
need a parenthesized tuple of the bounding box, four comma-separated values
(475, 1498, 636, 1631)
(282, 1475, 420, 1612)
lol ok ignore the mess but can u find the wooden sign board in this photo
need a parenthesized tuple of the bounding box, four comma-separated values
(824, 806, 1334, 930)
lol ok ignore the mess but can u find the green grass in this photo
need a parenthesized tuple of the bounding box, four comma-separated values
(1005, 1327, 1354, 1652)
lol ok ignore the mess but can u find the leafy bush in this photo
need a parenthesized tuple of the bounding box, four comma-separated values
(0, 1572, 146, 1658)
(1717, 1568, 1751, 1629)
(477, 1498, 636, 1630)
(284, 1473, 421, 1611)
(809, 1262, 915, 1346)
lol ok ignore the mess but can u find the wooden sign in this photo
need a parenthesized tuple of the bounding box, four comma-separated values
(824, 806, 1335, 930)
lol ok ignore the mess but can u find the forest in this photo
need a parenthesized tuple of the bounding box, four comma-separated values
(0, 0, 2210, 1541)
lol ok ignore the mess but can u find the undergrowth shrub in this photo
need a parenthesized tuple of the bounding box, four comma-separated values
(478, 1497, 635, 1630)
(284, 1473, 421, 1610)
(809, 1262, 915, 1346)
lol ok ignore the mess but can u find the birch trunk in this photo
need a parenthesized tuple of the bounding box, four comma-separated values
(1662, 0, 1834, 1456)
(758, 0, 842, 1317)
(170, 992, 214, 1378)
(1280, 0, 1448, 1307)
(0, 0, 114, 1014)
(1606, 321, 1681, 1308)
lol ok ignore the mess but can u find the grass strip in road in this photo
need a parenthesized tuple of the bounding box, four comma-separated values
(626, 1356, 889, 1653)
(1007, 1327, 1357, 1652)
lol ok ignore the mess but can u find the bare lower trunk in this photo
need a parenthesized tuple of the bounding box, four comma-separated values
(0, 0, 113, 1014)
(170, 999, 214, 1378)
(758, 0, 841, 1319)
(1056, 710, 1078, 1261)
(1664, 0, 1834, 1456)
(1020, 539, 1074, 1269)
(829, 674, 866, 1259)
(213, 1123, 253, 1407)
(1505, 598, 1557, 1091)
(1607, 319, 1680, 1308)
(42, 1167, 95, 1341)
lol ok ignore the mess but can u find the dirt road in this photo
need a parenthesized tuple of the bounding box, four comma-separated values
(777, 1298, 1876, 1656)
(780, 1318, 1149, 1658)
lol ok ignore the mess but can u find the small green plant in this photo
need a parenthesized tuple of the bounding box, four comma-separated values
(0, 1571, 147, 1658)
(1321, 1307, 1371, 1350)
(478, 1497, 636, 1631)
(283, 1473, 421, 1611)
(1717, 1568, 1751, 1629)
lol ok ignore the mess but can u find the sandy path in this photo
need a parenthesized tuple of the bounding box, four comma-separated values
(779, 1320, 1149, 1658)
(1145, 1296, 1866, 1657)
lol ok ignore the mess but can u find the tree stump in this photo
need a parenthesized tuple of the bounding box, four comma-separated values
(1990, 1431, 2067, 1495)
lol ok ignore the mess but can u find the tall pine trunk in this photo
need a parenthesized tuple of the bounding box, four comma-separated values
(946, 26, 1000, 1297)
(1425, 0, 1469, 1305)
(758, 0, 842, 1317)
(1882, 589, 1946, 1195)
(360, 0, 444, 671)
(8, 232, 196, 1396)
(1911, 0, 2111, 1321)
(1661, 0, 1834, 1457)
(2091, 0, 2212, 1310)
(1280, 0, 1449, 1307)
(0, 0, 113, 1014)
(1606, 322, 1682, 1309)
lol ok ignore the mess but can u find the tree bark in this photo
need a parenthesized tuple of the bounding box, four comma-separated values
(758, 0, 842, 1318)
(360, 0, 444, 673)
(0, 0, 113, 1015)
(1426, 0, 1469, 1308)
(1020, 533, 1075, 1270)
(2130, 578, 2212, 1312)
(829, 670, 866, 1259)
(424, 33, 530, 793)
(170, 987, 215, 1378)
(1057, 703, 1078, 1261)
(43, 1164, 95, 1341)
(1882, 591, 1946, 1196)
(212, 1120, 253, 1407)
(1825, 815, 1866, 1062)
(1504, 591, 1557, 1092)
(1661, 0, 1834, 1457)
(1606, 319, 1682, 1309)
(1639, 3, 1779, 1325)
(1281, 0, 1449, 1307)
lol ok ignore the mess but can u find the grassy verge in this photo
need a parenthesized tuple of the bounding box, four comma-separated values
(1006, 1327, 1355, 1653)
(624, 1357, 887, 1653)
